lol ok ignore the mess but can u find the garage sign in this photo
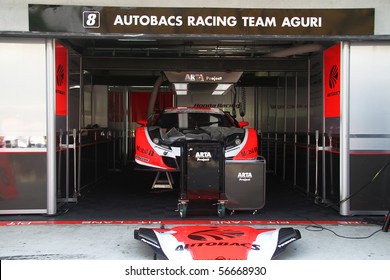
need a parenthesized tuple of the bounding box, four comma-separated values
(55, 41, 68, 117)
(323, 44, 341, 118)
(29, 5, 374, 36)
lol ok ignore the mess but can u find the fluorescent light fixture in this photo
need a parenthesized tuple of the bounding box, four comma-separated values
(255, 71, 269, 77)
(117, 37, 156, 42)
(129, 85, 155, 89)
(219, 40, 250, 43)
(216, 84, 232, 91)
(212, 84, 232, 95)
(173, 83, 188, 95)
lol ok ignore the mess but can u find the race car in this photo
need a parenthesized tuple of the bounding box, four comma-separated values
(134, 107, 258, 171)
(134, 225, 301, 260)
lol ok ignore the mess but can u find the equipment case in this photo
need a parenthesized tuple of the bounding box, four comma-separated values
(225, 156, 266, 214)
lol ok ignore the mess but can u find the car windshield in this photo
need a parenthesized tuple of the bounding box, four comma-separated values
(154, 112, 235, 129)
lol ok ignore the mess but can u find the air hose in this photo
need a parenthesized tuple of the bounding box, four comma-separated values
(239, 87, 246, 119)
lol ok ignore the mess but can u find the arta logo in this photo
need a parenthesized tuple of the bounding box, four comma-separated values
(56, 64, 65, 87)
(195, 151, 212, 161)
(237, 172, 252, 182)
(184, 73, 204, 82)
(188, 229, 244, 241)
(328, 65, 338, 89)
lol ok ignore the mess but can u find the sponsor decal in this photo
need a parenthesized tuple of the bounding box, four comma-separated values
(188, 229, 244, 240)
(135, 154, 149, 163)
(183, 73, 224, 82)
(136, 145, 154, 157)
(240, 147, 258, 157)
(204, 75, 223, 82)
(173, 228, 260, 251)
(328, 65, 339, 89)
(184, 73, 204, 82)
(237, 172, 253, 182)
(194, 103, 240, 109)
(56, 64, 65, 88)
(175, 242, 260, 251)
(195, 151, 212, 162)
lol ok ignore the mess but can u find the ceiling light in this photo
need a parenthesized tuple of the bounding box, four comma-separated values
(211, 84, 232, 95)
(255, 72, 269, 77)
(173, 83, 188, 95)
(117, 38, 156, 42)
(216, 84, 233, 90)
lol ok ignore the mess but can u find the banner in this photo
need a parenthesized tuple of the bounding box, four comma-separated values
(55, 41, 68, 116)
(29, 6, 375, 36)
(323, 44, 341, 118)
(131, 92, 173, 122)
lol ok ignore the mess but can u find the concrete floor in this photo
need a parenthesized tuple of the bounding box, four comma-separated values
(0, 222, 389, 260)
(1, 221, 389, 280)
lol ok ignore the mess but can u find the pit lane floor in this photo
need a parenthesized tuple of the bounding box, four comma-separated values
(0, 220, 389, 260)
(0, 170, 389, 260)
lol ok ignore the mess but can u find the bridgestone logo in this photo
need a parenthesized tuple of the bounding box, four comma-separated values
(328, 65, 338, 89)
(56, 64, 65, 87)
(237, 172, 252, 181)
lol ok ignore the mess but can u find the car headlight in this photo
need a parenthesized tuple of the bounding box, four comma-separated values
(147, 127, 172, 150)
(147, 127, 162, 144)
(225, 133, 245, 149)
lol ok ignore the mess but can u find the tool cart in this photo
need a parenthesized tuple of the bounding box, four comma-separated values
(177, 140, 227, 218)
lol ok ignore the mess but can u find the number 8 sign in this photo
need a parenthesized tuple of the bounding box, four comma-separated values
(83, 11, 100, 28)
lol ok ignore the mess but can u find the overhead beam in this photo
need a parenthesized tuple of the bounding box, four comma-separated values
(83, 57, 308, 72)
(89, 75, 281, 86)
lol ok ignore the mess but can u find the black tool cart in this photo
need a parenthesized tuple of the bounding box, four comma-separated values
(178, 140, 227, 218)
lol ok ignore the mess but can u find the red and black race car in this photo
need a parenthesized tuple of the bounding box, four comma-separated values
(134, 107, 258, 170)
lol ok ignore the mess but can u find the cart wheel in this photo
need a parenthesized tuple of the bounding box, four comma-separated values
(179, 204, 187, 218)
(218, 204, 225, 218)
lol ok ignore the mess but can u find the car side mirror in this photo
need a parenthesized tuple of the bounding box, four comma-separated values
(238, 121, 249, 128)
(136, 120, 148, 126)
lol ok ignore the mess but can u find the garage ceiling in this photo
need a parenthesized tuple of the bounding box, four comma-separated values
(62, 38, 332, 87)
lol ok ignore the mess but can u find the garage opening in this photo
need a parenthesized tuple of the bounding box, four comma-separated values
(50, 37, 351, 221)
(1, 5, 389, 225)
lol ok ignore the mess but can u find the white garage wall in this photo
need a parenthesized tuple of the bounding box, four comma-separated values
(0, 38, 47, 141)
(349, 42, 390, 151)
